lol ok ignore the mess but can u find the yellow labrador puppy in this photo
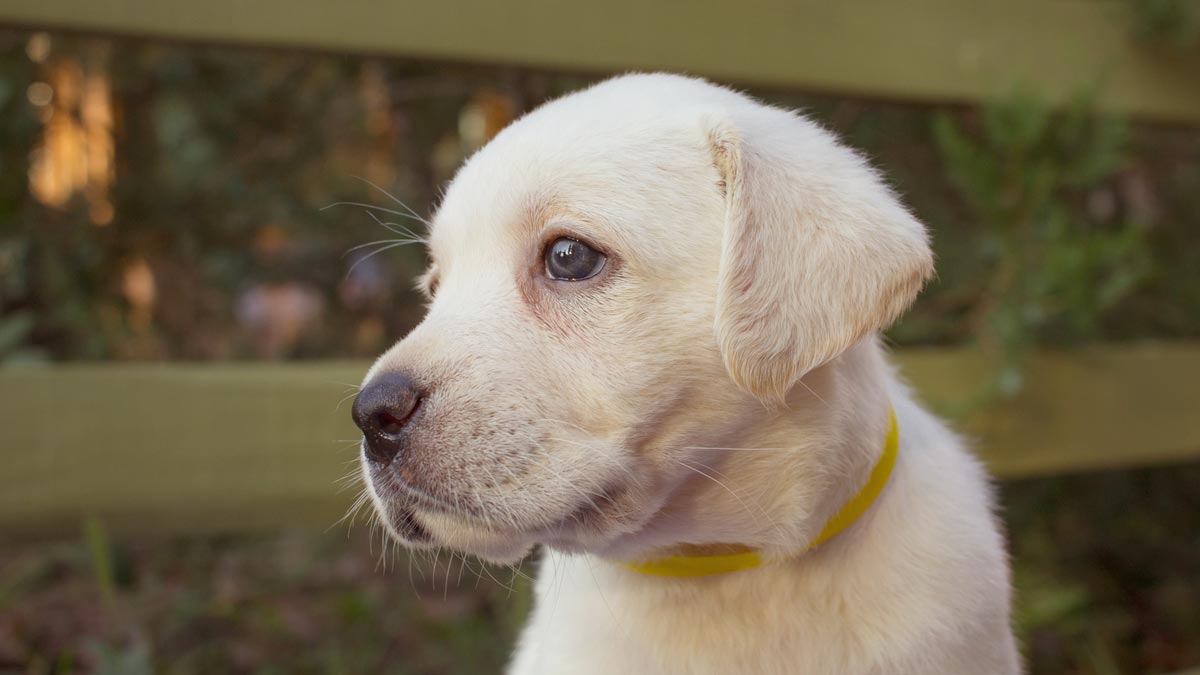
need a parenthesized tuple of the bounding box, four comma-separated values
(353, 73, 1019, 675)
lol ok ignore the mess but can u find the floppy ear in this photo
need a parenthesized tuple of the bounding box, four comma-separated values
(707, 106, 934, 402)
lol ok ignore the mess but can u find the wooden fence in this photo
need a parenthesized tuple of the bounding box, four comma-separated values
(1, 0, 1198, 541)
(1, 0, 1199, 123)
(2, 344, 1199, 539)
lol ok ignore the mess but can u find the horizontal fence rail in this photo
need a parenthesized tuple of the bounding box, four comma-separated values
(1, 0, 1199, 123)
(2, 344, 1199, 539)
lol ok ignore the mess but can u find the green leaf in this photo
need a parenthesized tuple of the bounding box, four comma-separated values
(0, 310, 35, 354)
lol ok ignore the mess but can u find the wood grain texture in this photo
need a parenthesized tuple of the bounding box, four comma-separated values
(1, 0, 1198, 122)
(2, 345, 1198, 538)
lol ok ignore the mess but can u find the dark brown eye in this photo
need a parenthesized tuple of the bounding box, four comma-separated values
(545, 237, 606, 281)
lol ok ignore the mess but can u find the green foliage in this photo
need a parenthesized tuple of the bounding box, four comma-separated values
(89, 637, 153, 675)
(1, 33, 452, 362)
(0, 34, 50, 366)
(4, 464, 1199, 675)
(1122, 0, 1200, 49)
(0, 309, 49, 365)
(1007, 464, 1200, 674)
(1, 531, 533, 674)
(934, 89, 1150, 397)
(3, 32, 1199, 367)
(85, 517, 118, 608)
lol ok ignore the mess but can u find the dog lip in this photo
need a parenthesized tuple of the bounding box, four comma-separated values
(367, 460, 481, 518)
(391, 507, 433, 544)
(369, 460, 632, 543)
(391, 478, 474, 517)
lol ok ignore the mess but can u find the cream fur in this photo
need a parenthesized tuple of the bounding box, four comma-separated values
(358, 73, 1019, 674)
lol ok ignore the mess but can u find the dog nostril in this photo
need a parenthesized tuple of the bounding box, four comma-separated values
(351, 372, 424, 464)
(377, 410, 407, 436)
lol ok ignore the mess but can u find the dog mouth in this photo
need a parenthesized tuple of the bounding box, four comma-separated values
(371, 467, 632, 553)
(371, 465, 475, 518)
(386, 505, 434, 544)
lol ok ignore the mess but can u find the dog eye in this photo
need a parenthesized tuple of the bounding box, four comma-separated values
(545, 237, 606, 281)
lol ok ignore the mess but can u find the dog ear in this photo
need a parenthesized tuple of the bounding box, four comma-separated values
(707, 107, 934, 402)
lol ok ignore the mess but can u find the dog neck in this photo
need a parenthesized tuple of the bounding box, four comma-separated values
(620, 404, 898, 577)
(596, 338, 898, 569)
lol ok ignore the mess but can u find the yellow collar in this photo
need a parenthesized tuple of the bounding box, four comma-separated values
(621, 406, 899, 578)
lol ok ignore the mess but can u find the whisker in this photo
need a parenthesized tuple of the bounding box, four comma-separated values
(328, 486, 372, 533)
(680, 446, 791, 452)
(456, 552, 469, 588)
(408, 553, 421, 598)
(507, 561, 534, 584)
(336, 390, 362, 410)
(676, 458, 780, 534)
(344, 237, 424, 256)
(321, 200, 428, 226)
(334, 464, 366, 490)
(797, 379, 831, 408)
(361, 210, 427, 241)
(350, 174, 433, 226)
(345, 241, 416, 279)
(478, 561, 517, 593)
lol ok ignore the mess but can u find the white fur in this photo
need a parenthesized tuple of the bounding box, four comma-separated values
(359, 73, 1019, 674)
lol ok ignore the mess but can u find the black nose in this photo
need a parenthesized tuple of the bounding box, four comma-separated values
(352, 372, 423, 464)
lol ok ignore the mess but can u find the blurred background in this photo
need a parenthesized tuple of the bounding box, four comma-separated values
(0, 1, 1198, 674)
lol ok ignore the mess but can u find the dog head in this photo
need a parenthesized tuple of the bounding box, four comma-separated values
(352, 74, 932, 563)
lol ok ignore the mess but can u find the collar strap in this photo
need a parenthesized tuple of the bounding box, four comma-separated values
(621, 406, 899, 578)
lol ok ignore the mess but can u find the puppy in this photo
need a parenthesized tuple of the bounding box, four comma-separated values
(353, 73, 1019, 674)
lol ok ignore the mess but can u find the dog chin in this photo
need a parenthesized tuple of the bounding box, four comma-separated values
(390, 505, 643, 565)
(375, 478, 659, 563)
(400, 508, 536, 564)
